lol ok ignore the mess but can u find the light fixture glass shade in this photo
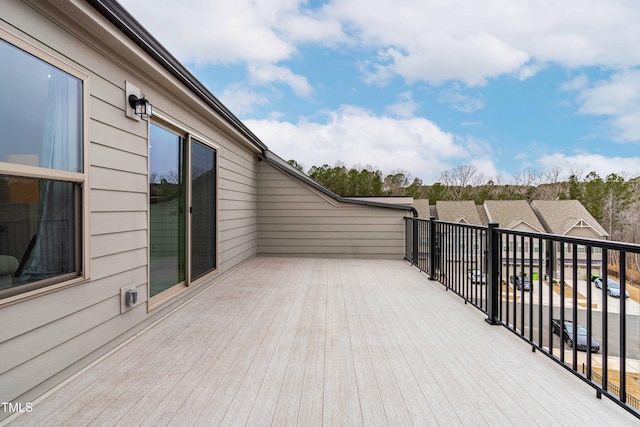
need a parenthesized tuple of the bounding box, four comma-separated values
(128, 94, 152, 119)
(135, 97, 152, 118)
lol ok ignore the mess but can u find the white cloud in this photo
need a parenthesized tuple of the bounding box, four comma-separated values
(218, 84, 271, 115)
(325, 0, 640, 86)
(248, 64, 313, 97)
(518, 62, 546, 81)
(560, 74, 589, 92)
(438, 85, 484, 113)
(575, 70, 640, 141)
(385, 92, 419, 118)
(538, 153, 640, 177)
(358, 57, 396, 86)
(244, 105, 495, 182)
(120, 0, 299, 64)
(121, 0, 640, 87)
(379, 34, 529, 87)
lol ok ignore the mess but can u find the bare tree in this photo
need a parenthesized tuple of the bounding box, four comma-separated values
(439, 164, 485, 200)
(537, 166, 567, 200)
(512, 168, 542, 202)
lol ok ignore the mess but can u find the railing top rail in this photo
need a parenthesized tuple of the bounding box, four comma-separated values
(406, 217, 640, 253)
(496, 228, 640, 253)
(408, 217, 487, 232)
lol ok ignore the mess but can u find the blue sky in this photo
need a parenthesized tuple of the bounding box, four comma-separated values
(120, 0, 640, 184)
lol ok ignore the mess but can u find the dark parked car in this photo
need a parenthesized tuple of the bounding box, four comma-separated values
(509, 274, 532, 291)
(551, 319, 600, 352)
(593, 277, 629, 298)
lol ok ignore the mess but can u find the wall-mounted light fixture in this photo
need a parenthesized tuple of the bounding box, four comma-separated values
(128, 94, 152, 119)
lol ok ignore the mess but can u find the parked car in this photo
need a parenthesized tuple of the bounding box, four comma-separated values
(509, 274, 532, 291)
(551, 319, 600, 352)
(593, 277, 630, 298)
(467, 269, 486, 284)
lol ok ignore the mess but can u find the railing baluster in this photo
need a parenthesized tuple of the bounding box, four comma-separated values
(602, 248, 608, 392)
(538, 237, 543, 348)
(486, 222, 500, 325)
(528, 236, 534, 344)
(586, 245, 593, 381)
(620, 251, 627, 403)
(547, 238, 554, 358)
(504, 234, 511, 325)
(572, 243, 578, 370)
(520, 234, 525, 335)
(560, 242, 566, 363)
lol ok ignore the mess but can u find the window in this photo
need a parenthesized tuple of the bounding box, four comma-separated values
(149, 121, 217, 301)
(0, 34, 86, 300)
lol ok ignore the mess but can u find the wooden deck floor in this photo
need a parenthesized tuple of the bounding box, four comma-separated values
(7, 257, 638, 426)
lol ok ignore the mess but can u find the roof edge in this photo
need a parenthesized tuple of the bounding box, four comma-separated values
(506, 219, 545, 233)
(564, 218, 609, 238)
(87, 0, 267, 152)
(262, 151, 418, 216)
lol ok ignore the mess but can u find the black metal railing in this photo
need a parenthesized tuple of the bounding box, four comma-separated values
(405, 217, 640, 419)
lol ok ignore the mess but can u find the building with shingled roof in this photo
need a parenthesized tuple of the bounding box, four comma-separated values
(531, 200, 608, 279)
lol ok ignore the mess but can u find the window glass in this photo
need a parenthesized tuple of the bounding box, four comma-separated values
(191, 140, 216, 280)
(0, 176, 79, 296)
(0, 36, 84, 300)
(0, 39, 82, 172)
(149, 124, 186, 297)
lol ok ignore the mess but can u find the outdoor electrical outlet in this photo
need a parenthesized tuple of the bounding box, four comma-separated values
(120, 284, 141, 313)
(125, 288, 138, 306)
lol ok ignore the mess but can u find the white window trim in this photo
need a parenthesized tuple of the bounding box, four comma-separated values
(152, 111, 220, 150)
(0, 27, 91, 305)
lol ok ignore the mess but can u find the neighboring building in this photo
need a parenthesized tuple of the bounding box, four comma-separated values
(484, 200, 548, 282)
(0, 0, 414, 415)
(410, 198, 610, 283)
(530, 200, 609, 239)
(413, 199, 431, 219)
(531, 200, 609, 279)
(483, 200, 546, 233)
(434, 201, 486, 270)
(476, 204, 489, 226)
(435, 201, 483, 225)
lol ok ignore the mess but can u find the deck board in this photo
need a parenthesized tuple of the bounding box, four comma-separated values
(7, 257, 638, 426)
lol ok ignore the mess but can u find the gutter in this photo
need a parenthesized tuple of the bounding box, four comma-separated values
(261, 151, 418, 217)
(86, 0, 267, 152)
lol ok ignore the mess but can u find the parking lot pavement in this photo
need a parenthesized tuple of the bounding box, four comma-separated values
(515, 278, 640, 314)
(552, 349, 640, 375)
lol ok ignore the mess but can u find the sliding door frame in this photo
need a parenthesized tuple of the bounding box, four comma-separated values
(148, 112, 219, 310)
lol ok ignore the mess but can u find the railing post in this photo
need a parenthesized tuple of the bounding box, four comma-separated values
(486, 222, 500, 325)
(429, 216, 437, 280)
(411, 218, 420, 266)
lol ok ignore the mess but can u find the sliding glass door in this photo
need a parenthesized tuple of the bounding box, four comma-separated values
(190, 140, 216, 280)
(148, 123, 217, 300)
(149, 123, 186, 297)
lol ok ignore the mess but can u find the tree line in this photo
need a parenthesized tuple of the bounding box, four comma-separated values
(288, 160, 639, 244)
